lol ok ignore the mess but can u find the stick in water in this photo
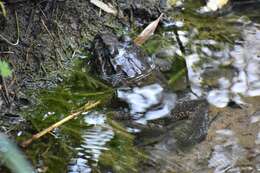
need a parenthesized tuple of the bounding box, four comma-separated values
(21, 100, 101, 148)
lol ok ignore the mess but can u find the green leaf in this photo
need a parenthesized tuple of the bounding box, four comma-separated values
(0, 60, 12, 77)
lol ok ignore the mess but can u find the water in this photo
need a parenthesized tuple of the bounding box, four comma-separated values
(116, 2, 260, 172)
(117, 83, 177, 124)
(185, 23, 260, 107)
(143, 3, 260, 172)
(208, 129, 246, 173)
(68, 112, 114, 173)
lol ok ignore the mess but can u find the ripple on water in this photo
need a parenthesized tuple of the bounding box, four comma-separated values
(117, 83, 177, 124)
(208, 129, 246, 173)
(67, 112, 114, 173)
(256, 132, 260, 145)
(250, 111, 260, 124)
(185, 24, 260, 107)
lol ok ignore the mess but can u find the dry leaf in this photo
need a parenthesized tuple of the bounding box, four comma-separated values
(134, 13, 164, 46)
(90, 0, 117, 16)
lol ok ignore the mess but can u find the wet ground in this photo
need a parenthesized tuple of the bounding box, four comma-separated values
(0, 0, 122, 116)
(1, 0, 260, 173)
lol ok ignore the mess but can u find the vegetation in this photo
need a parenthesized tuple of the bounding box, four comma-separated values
(0, 60, 12, 78)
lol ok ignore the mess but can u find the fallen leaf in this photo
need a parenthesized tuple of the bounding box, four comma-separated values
(134, 13, 164, 46)
(90, 0, 117, 16)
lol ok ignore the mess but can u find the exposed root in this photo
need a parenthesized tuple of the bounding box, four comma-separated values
(0, 76, 10, 105)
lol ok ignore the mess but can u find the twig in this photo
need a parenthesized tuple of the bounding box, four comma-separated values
(0, 51, 14, 54)
(0, 75, 10, 105)
(25, 9, 35, 37)
(41, 18, 54, 40)
(21, 100, 101, 148)
(6, 75, 16, 90)
(42, 18, 65, 64)
(0, 11, 20, 46)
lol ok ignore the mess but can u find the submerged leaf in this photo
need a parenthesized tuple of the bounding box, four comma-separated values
(134, 13, 164, 46)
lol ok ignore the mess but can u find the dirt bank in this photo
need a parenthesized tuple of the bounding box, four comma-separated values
(0, 0, 126, 125)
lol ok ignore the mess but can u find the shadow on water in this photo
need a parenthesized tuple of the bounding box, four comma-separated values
(9, 1, 260, 173)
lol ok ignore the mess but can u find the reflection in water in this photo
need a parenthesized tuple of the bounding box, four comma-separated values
(256, 132, 260, 145)
(67, 112, 114, 173)
(146, 9, 260, 172)
(250, 111, 260, 123)
(208, 129, 246, 173)
(230, 25, 260, 97)
(185, 24, 260, 107)
(117, 83, 177, 124)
